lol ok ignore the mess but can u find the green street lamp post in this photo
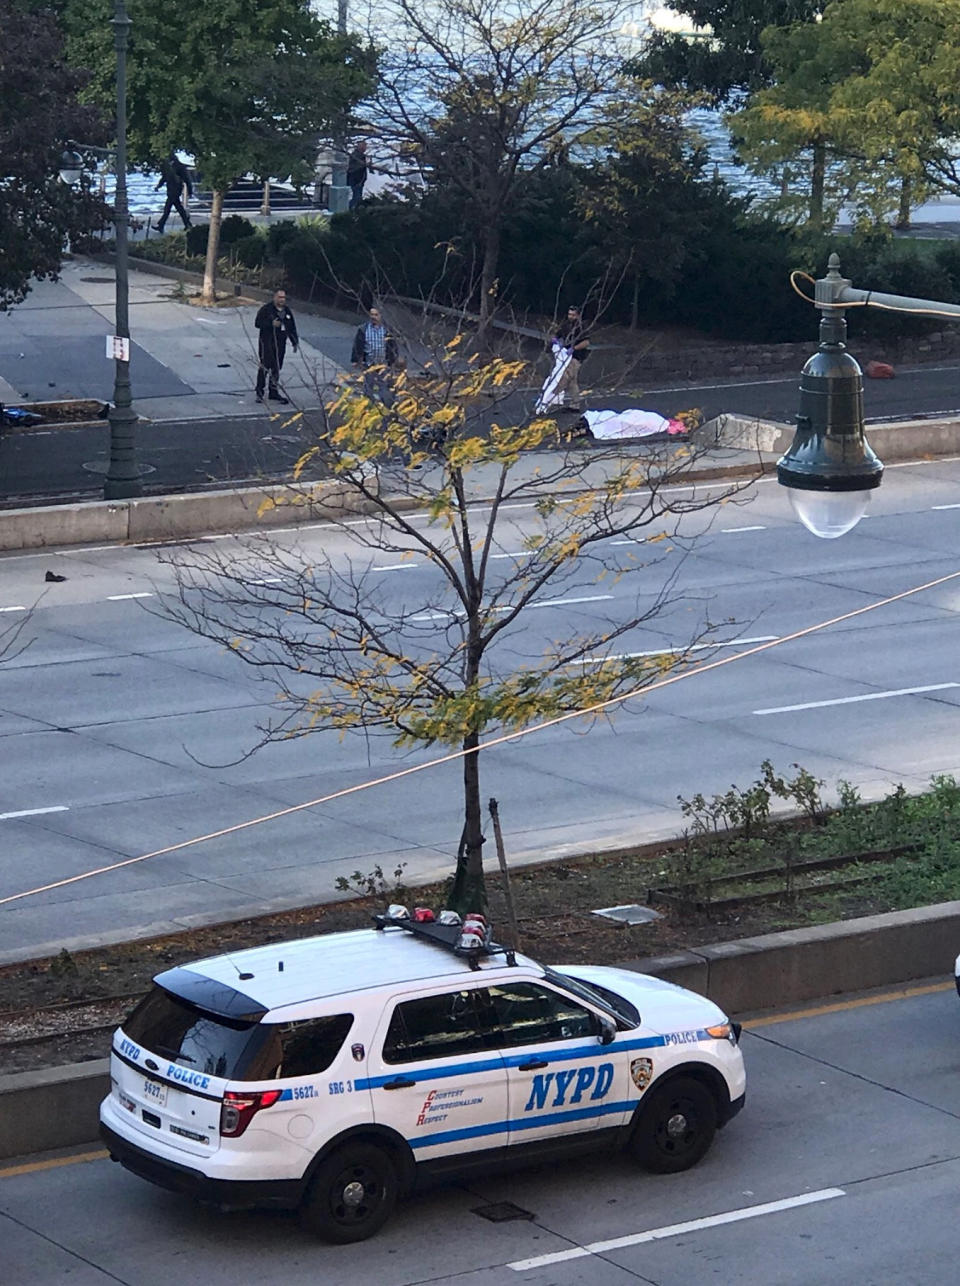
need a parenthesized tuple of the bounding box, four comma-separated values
(104, 0, 141, 500)
(778, 253, 960, 537)
(61, 0, 143, 500)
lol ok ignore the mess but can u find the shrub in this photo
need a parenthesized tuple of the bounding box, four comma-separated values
(185, 223, 209, 256)
(231, 232, 266, 269)
(219, 214, 256, 245)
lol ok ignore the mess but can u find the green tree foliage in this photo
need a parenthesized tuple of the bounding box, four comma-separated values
(818, 0, 960, 207)
(0, 0, 109, 309)
(728, 5, 932, 230)
(159, 330, 748, 909)
(577, 83, 715, 325)
(375, 0, 629, 342)
(63, 0, 375, 299)
(635, 0, 820, 103)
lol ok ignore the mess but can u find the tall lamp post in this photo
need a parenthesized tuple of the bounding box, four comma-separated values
(327, 0, 351, 214)
(60, 0, 143, 500)
(778, 253, 960, 538)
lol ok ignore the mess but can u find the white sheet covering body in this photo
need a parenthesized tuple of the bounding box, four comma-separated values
(584, 409, 679, 440)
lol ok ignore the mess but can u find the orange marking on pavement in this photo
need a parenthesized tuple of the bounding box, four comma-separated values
(743, 980, 953, 1029)
(0, 1149, 107, 1179)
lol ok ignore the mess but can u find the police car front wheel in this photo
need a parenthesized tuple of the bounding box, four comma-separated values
(300, 1142, 398, 1243)
(629, 1076, 718, 1174)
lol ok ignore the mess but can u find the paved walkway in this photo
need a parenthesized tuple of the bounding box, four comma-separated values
(0, 260, 353, 422)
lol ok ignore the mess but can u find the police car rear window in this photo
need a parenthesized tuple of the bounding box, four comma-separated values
(123, 988, 269, 1079)
(123, 989, 354, 1082)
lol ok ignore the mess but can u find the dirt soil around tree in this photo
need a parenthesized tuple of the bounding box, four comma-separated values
(0, 839, 902, 1076)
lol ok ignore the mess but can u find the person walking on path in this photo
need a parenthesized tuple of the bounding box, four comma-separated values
(255, 289, 299, 404)
(351, 305, 400, 404)
(535, 305, 590, 414)
(154, 155, 193, 233)
(346, 141, 370, 210)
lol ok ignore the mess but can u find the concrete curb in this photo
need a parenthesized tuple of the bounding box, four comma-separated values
(714, 411, 960, 460)
(0, 477, 382, 551)
(3, 899, 958, 1160)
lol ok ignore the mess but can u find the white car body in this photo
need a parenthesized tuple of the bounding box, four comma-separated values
(100, 922, 746, 1241)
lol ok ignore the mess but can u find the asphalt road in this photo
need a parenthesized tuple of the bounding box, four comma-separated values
(4, 981, 960, 1283)
(3, 356, 960, 504)
(3, 459, 960, 960)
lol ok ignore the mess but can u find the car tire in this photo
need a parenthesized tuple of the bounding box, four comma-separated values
(299, 1141, 398, 1243)
(628, 1076, 718, 1174)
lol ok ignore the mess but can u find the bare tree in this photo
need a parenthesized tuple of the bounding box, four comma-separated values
(372, 0, 632, 342)
(159, 310, 754, 910)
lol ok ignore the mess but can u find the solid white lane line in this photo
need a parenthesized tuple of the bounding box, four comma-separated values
(488, 551, 533, 560)
(508, 1188, 846, 1272)
(610, 539, 643, 546)
(374, 563, 419, 571)
(0, 806, 70, 821)
(0, 606, 27, 613)
(755, 681, 960, 716)
(580, 635, 778, 663)
(932, 503, 960, 511)
(248, 578, 283, 586)
(720, 525, 766, 533)
(106, 592, 153, 601)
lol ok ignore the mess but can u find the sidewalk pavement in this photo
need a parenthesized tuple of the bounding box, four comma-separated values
(0, 259, 352, 423)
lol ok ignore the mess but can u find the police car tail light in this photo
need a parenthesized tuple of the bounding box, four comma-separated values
(220, 1089, 283, 1137)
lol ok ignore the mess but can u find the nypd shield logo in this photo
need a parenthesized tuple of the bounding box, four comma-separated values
(630, 1057, 653, 1091)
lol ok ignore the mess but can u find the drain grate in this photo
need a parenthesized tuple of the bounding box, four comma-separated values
(473, 1202, 535, 1223)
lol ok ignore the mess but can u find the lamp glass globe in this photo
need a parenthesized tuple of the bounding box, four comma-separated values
(787, 487, 872, 539)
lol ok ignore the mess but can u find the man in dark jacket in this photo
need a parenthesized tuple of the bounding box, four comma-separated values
(550, 304, 590, 411)
(346, 141, 370, 209)
(255, 289, 299, 403)
(154, 155, 193, 233)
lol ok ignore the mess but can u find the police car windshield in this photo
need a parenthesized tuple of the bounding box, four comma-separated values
(544, 968, 639, 1028)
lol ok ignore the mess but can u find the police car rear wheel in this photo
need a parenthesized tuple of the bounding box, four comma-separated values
(300, 1142, 397, 1243)
(630, 1076, 717, 1174)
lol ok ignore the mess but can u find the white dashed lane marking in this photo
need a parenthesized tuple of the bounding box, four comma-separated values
(755, 682, 960, 715)
(508, 1188, 846, 1272)
(0, 806, 70, 821)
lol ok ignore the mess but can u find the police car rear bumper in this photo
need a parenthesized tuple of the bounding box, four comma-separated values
(100, 1123, 303, 1211)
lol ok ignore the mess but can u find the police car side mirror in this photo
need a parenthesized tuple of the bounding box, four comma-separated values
(597, 1018, 616, 1046)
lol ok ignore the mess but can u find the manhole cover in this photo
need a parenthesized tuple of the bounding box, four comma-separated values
(78, 277, 116, 283)
(591, 904, 662, 925)
(473, 1202, 535, 1223)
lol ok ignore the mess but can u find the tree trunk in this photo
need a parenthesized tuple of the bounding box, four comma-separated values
(449, 728, 486, 912)
(476, 222, 501, 351)
(809, 141, 825, 231)
(895, 176, 911, 230)
(202, 188, 224, 305)
(630, 275, 639, 331)
(261, 179, 271, 218)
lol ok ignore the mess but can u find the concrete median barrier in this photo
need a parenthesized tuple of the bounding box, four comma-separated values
(0, 478, 383, 551)
(4, 900, 959, 1160)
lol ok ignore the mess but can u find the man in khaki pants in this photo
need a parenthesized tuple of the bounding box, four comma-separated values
(536, 305, 590, 414)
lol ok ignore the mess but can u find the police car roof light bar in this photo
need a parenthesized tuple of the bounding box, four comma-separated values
(372, 913, 516, 969)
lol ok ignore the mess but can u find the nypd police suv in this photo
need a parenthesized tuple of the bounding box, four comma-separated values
(100, 913, 746, 1243)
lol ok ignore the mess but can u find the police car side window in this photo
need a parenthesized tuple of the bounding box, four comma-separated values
(487, 983, 596, 1048)
(383, 991, 490, 1064)
(241, 1014, 354, 1080)
(276, 1014, 354, 1078)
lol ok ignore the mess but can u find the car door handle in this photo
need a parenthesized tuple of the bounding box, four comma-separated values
(517, 1059, 549, 1071)
(382, 1077, 417, 1090)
